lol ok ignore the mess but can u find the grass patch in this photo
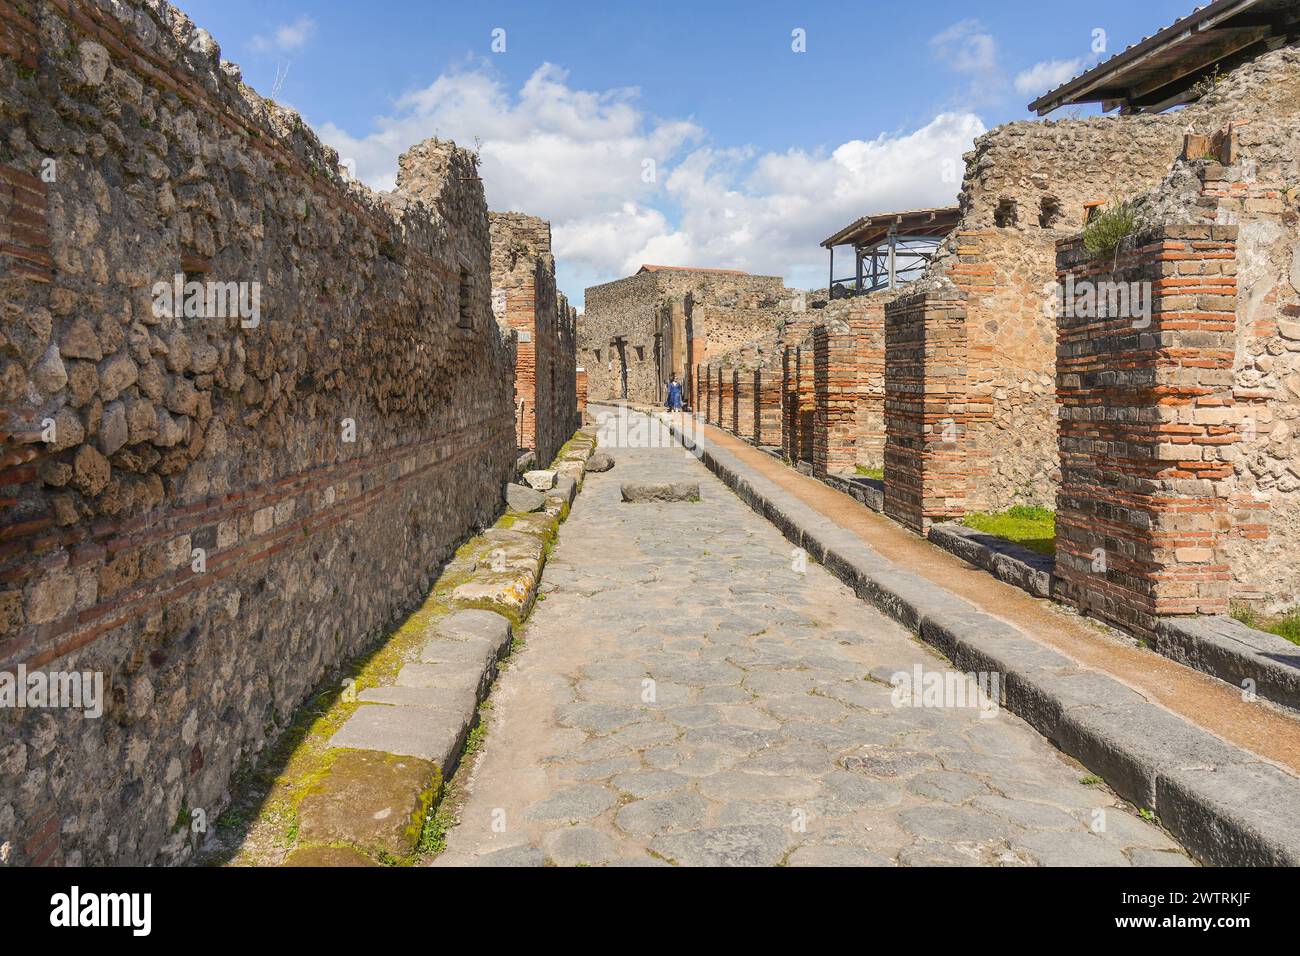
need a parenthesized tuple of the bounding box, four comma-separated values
(962, 505, 1056, 556)
(855, 465, 884, 480)
(1082, 199, 1136, 258)
(1230, 601, 1300, 646)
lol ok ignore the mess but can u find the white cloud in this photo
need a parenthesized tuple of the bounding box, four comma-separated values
(929, 19, 1005, 107)
(1014, 57, 1086, 96)
(251, 16, 317, 54)
(614, 112, 986, 288)
(314, 64, 984, 302)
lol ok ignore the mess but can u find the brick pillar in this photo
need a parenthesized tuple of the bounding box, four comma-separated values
(690, 340, 707, 407)
(735, 368, 756, 441)
(505, 280, 538, 451)
(782, 347, 798, 461)
(707, 364, 717, 424)
(849, 309, 885, 470)
(755, 368, 781, 447)
(796, 346, 815, 466)
(575, 367, 588, 422)
(718, 366, 735, 434)
(884, 286, 969, 533)
(712, 366, 722, 426)
(813, 325, 859, 477)
(1056, 226, 1240, 635)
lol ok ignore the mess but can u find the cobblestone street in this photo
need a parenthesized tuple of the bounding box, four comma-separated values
(435, 412, 1190, 867)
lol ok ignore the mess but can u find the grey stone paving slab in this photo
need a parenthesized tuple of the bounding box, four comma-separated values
(431, 409, 1193, 868)
(651, 824, 789, 867)
(542, 826, 616, 866)
(523, 784, 618, 823)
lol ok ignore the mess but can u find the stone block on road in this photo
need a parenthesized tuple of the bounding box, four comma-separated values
(620, 481, 700, 503)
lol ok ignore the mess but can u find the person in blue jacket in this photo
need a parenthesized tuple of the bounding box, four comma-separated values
(665, 373, 684, 411)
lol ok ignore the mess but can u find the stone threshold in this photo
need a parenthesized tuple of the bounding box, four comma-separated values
(652, 408, 1300, 866)
(201, 428, 599, 867)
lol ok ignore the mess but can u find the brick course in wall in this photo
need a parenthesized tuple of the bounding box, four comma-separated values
(1055, 226, 1240, 634)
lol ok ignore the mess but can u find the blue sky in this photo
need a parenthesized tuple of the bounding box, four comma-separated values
(178, 0, 1198, 305)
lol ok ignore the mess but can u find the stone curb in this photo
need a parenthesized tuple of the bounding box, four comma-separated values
(1154, 616, 1300, 712)
(926, 523, 1055, 600)
(280, 429, 598, 865)
(822, 472, 885, 512)
(734, 424, 1300, 715)
(654, 410, 1300, 867)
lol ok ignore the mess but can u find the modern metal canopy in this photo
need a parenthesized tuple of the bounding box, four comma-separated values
(820, 207, 960, 297)
(1027, 0, 1300, 116)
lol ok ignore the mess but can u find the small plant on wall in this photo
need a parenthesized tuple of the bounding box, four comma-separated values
(1082, 199, 1136, 258)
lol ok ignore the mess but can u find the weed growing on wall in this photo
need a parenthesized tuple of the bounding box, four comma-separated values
(1082, 199, 1136, 258)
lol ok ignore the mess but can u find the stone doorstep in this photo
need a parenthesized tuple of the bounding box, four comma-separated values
(286, 428, 596, 866)
(654, 410, 1300, 867)
(926, 522, 1055, 600)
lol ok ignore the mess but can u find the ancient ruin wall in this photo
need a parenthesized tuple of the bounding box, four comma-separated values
(579, 269, 788, 404)
(1055, 227, 1240, 633)
(480, 212, 577, 466)
(920, 42, 1300, 517)
(928, 114, 1192, 513)
(1127, 111, 1300, 611)
(0, 0, 515, 865)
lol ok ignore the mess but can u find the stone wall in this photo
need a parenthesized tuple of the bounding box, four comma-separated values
(1083, 104, 1300, 615)
(578, 268, 789, 404)
(1192, 119, 1300, 612)
(927, 114, 1193, 512)
(0, 0, 516, 865)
